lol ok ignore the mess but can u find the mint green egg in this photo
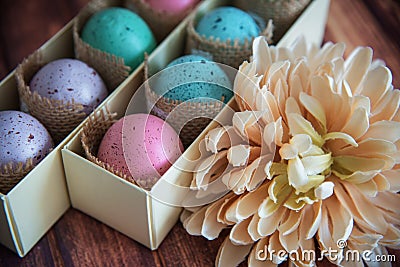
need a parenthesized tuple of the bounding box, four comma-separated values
(81, 7, 156, 71)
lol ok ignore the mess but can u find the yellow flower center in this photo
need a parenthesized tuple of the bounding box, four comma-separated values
(279, 134, 334, 199)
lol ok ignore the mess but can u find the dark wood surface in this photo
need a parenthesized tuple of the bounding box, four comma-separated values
(0, 0, 399, 266)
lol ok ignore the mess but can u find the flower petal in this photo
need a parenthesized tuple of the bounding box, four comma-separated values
(230, 217, 254, 245)
(288, 156, 309, 189)
(343, 47, 372, 93)
(299, 92, 327, 132)
(253, 36, 272, 75)
(362, 121, 400, 143)
(287, 113, 324, 146)
(205, 126, 244, 154)
(324, 195, 353, 244)
(278, 209, 303, 236)
(301, 153, 332, 175)
(314, 181, 334, 200)
(258, 206, 287, 237)
(201, 197, 229, 239)
(323, 132, 358, 147)
(248, 237, 278, 267)
(237, 182, 269, 220)
(183, 205, 207, 236)
(215, 236, 252, 267)
(341, 107, 369, 140)
(359, 65, 391, 107)
(248, 213, 263, 241)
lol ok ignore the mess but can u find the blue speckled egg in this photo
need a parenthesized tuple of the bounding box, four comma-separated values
(30, 58, 108, 115)
(153, 55, 233, 102)
(0, 111, 54, 167)
(195, 7, 260, 45)
(81, 7, 157, 71)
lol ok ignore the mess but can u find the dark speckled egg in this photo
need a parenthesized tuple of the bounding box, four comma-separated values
(0, 110, 54, 167)
(81, 7, 157, 71)
(29, 58, 108, 115)
(97, 114, 183, 188)
(153, 55, 233, 102)
(196, 7, 260, 45)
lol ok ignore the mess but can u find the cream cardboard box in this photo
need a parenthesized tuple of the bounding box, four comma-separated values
(62, 0, 331, 250)
(0, 0, 189, 257)
(0, 21, 75, 257)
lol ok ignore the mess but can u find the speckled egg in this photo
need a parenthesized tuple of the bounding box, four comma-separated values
(97, 114, 183, 188)
(81, 7, 157, 71)
(195, 7, 260, 44)
(29, 58, 108, 115)
(144, 0, 199, 14)
(0, 111, 54, 167)
(153, 55, 233, 102)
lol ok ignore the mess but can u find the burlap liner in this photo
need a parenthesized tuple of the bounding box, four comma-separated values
(73, 0, 130, 90)
(233, 0, 311, 41)
(185, 13, 274, 69)
(15, 51, 87, 144)
(0, 159, 34, 194)
(126, 0, 197, 42)
(80, 106, 142, 188)
(144, 59, 225, 148)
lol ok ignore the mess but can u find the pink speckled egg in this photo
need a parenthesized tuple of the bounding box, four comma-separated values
(29, 58, 108, 115)
(144, 0, 199, 14)
(0, 110, 54, 167)
(97, 113, 183, 189)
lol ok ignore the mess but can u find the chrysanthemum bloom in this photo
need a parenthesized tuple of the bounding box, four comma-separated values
(182, 36, 400, 266)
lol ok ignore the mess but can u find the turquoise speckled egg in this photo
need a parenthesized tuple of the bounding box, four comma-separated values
(195, 6, 260, 45)
(153, 55, 233, 102)
(81, 7, 156, 71)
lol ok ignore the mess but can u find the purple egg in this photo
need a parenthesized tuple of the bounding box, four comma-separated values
(0, 111, 54, 167)
(29, 59, 108, 115)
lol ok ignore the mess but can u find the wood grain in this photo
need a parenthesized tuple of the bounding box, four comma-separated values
(0, 0, 399, 266)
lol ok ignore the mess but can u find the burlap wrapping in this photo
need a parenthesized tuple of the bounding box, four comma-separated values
(185, 13, 274, 69)
(125, 0, 197, 42)
(80, 107, 139, 187)
(233, 0, 311, 41)
(0, 159, 34, 194)
(73, 0, 130, 90)
(144, 60, 224, 148)
(15, 51, 87, 143)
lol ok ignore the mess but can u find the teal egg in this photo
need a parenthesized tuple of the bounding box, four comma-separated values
(153, 55, 233, 102)
(81, 7, 156, 71)
(195, 7, 260, 45)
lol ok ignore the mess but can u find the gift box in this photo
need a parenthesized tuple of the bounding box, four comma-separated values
(0, 0, 196, 257)
(0, 21, 74, 257)
(61, 0, 330, 250)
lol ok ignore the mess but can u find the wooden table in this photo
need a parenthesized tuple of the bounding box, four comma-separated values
(0, 0, 399, 266)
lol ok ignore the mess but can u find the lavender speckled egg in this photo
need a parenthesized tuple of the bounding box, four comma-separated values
(196, 7, 260, 45)
(29, 58, 108, 115)
(0, 110, 54, 167)
(97, 114, 183, 188)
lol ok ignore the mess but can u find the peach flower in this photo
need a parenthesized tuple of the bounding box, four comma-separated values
(182, 36, 400, 266)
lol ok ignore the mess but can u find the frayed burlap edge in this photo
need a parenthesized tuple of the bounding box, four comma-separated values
(233, 0, 311, 41)
(73, 0, 130, 90)
(15, 51, 87, 144)
(185, 14, 274, 69)
(80, 106, 139, 187)
(126, 0, 197, 42)
(144, 58, 225, 147)
(0, 159, 34, 194)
